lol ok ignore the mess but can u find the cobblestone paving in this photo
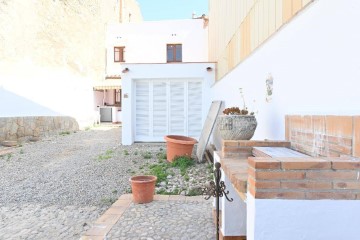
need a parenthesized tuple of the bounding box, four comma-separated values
(0, 204, 98, 239)
(0, 125, 215, 240)
(106, 199, 215, 240)
(0, 126, 122, 239)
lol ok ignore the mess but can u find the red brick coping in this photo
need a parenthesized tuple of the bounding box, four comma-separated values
(248, 157, 360, 200)
(219, 154, 360, 200)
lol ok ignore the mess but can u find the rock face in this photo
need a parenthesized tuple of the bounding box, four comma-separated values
(0, 0, 122, 126)
(0, 0, 119, 79)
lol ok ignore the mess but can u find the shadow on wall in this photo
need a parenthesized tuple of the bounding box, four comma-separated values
(0, 87, 60, 117)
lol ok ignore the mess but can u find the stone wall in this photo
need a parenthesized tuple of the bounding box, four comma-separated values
(0, 116, 79, 142)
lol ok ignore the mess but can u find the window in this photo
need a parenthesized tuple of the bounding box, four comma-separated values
(167, 44, 182, 62)
(114, 47, 125, 62)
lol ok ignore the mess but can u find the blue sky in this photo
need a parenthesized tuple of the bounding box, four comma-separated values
(136, 0, 208, 21)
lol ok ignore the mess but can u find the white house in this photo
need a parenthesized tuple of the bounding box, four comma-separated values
(93, 0, 143, 124)
(103, 19, 215, 145)
(208, 0, 360, 239)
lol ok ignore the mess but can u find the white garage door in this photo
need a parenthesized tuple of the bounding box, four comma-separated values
(135, 78, 202, 142)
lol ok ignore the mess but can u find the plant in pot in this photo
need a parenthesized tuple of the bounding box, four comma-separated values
(216, 88, 257, 140)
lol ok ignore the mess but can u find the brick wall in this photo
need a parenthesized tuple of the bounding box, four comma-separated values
(286, 115, 360, 158)
(248, 157, 360, 200)
(222, 140, 291, 158)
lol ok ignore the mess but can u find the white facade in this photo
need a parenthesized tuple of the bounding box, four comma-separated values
(211, 1, 360, 239)
(121, 63, 215, 145)
(106, 19, 208, 75)
(105, 19, 213, 144)
(247, 194, 360, 240)
(0, 64, 94, 127)
(211, 0, 360, 141)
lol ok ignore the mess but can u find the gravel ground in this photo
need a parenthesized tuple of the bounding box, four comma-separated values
(0, 125, 213, 239)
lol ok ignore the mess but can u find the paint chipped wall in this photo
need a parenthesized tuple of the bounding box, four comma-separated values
(286, 115, 360, 158)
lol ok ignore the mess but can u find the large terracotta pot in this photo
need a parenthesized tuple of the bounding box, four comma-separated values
(216, 115, 257, 140)
(164, 135, 197, 162)
(130, 175, 157, 204)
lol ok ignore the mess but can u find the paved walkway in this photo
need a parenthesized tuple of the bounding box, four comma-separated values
(81, 194, 215, 240)
(0, 125, 215, 239)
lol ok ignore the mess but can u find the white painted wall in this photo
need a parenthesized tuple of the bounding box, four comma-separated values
(121, 63, 215, 145)
(106, 19, 208, 76)
(93, 91, 105, 108)
(214, 152, 246, 236)
(222, 168, 247, 236)
(211, 0, 360, 140)
(247, 194, 360, 240)
(0, 62, 95, 127)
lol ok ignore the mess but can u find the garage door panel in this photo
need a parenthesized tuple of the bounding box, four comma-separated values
(153, 81, 167, 137)
(170, 82, 185, 135)
(135, 81, 150, 137)
(188, 81, 202, 136)
(135, 79, 202, 141)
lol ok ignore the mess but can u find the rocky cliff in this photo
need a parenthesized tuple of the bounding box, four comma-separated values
(0, 0, 119, 81)
(0, 0, 121, 125)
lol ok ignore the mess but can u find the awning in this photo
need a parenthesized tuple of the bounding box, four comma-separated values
(93, 79, 121, 90)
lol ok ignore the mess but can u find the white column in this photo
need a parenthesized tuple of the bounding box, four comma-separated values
(121, 74, 134, 145)
(221, 172, 247, 236)
(247, 193, 360, 240)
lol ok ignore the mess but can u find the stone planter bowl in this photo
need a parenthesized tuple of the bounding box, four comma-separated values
(216, 115, 257, 140)
(1, 140, 18, 147)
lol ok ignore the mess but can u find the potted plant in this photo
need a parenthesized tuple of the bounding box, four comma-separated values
(216, 88, 257, 140)
(164, 135, 197, 163)
(129, 175, 157, 204)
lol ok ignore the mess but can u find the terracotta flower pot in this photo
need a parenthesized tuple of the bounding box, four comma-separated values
(130, 175, 157, 204)
(164, 135, 197, 162)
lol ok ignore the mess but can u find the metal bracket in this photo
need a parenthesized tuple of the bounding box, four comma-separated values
(203, 162, 233, 240)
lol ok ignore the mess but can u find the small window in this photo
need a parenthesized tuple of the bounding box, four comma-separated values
(114, 47, 125, 62)
(167, 44, 182, 62)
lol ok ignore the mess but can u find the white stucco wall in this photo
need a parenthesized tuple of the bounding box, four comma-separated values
(214, 152, 246, 236)
(0, 63, 95, 127)
(106, 19, 208, 76)
(211, 0, 360, 140)
(121, 63, 215, 145)
(247, 194, 360, 240)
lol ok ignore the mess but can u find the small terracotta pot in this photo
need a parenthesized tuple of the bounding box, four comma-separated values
(164, 135, 197, 162)
(130, 175, 157, 204)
